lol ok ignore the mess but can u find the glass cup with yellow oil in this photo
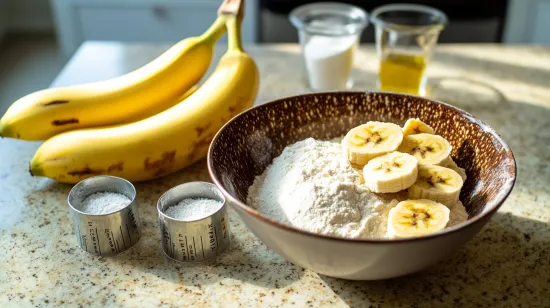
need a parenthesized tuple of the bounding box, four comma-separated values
(371, 4, 447, 96)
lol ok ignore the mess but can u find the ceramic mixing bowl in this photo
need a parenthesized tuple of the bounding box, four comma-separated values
(208, 91, 516, 280)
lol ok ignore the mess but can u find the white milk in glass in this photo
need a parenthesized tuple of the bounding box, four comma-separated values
(303, 34, 358, 90)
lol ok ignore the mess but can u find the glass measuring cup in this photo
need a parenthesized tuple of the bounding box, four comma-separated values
(371, 4, 447, 96)
(290, 2, 368, 91)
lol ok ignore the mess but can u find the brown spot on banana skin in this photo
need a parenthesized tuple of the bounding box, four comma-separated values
(52, 118, 79, 126)
(154, 168, 169, 176)
(44, 156, 67, 163)
(43, 100, 69, 107)
(227, 96, 250, 118)
(232, 96, 249, 113)
(107, 162, 124, 172)
(188, 133, 215, 161)
(195, 122, 212, 137)
(194, 133, 215, 148)
(144, 151, 176, 170)
(187, 146, 206, 163)
(67, 167, 104, 176)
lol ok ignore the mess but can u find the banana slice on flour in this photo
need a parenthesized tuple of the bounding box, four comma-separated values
(362, 152, 418, 193)
(402, 118, 435, 137)
(387, 199, 450, 239)
(397, 133, 452, 166)
(408, 165, 464, 208)
(342, 121, 404, 166)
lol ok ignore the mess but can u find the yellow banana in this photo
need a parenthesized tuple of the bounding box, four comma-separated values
(0, 17, 226, 141)
(29, 15, 259, 184)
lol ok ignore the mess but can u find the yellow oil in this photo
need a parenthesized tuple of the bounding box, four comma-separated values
(378, 52, 427, 96)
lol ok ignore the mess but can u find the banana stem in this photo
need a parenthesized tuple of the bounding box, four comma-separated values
(199, 16, 227, 45)
(226, 15, 243, 52)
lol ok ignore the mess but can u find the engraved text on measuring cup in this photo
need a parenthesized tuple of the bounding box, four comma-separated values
(220, 216, 228, 239)
(104, 228, 118, 254)
(88, 221, 100, 255)
(209, 223, 217, 252)
(178, 234, 188, 261)
(128, 210, 139, 234)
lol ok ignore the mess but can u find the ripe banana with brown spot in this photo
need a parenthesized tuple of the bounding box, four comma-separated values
(397, 133, 452, 166)
(387, 199, 450, 238)
(29, 15, 259, 183)
(0, 17, 226, 140)
(408, 165, 464, 208)
(342, 121, 404, 166)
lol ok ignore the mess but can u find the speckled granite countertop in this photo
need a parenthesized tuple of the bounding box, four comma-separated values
(1, 43, 549, 307)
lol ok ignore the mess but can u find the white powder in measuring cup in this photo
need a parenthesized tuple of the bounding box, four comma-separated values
(165, 198, 222, 221)
(80, 192, 131, 214)
(303, 34, 358, 90)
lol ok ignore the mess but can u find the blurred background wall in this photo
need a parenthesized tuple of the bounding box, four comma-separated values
(261, 0, 508, 43)
(0, 0, 549, 114)
(1, 0, 549, 55)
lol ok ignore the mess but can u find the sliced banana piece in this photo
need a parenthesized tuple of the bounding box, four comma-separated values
(397, 133, 452, 166)
(342, 121, 404, 166)
(447, 157, 467, 182)
(362, 152, 418, 193)
(408, 165, 463, 208)
(402, 118, 435, 137)
(387, 199, 450, 239)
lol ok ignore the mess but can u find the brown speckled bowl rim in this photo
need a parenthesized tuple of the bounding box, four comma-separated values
(208, 91, 517, 244)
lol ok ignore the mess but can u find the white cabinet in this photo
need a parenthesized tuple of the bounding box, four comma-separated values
(503, 0, 550, 44)
(78, 6, 219, 42)
(51, 0, 259, 57)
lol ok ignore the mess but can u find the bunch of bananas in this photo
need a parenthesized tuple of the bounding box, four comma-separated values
(342, 118, 468, 238)
(0, 4, 259, 184)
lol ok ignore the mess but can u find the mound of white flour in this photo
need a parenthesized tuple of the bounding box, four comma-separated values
(247, 138, 468, 239)
(247, 138, 399, 239)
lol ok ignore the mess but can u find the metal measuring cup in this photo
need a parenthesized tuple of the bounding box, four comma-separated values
(157, 181, 230, 263)
(68, 175, 141, 256)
